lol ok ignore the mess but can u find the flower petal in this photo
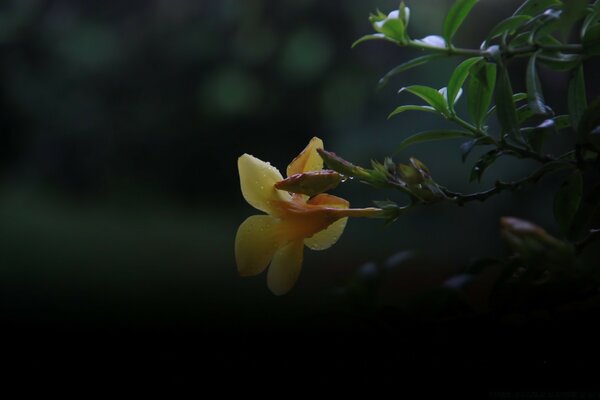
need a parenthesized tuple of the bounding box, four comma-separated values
(235, 215, 281, 277)
(267, 239, 304, 295)
(238, 154, 291, 214)
(304, 193, 349, 251)
(304, 219, 347, 251)
(306, 193, 349, 208)
(286, 137, 324, 177)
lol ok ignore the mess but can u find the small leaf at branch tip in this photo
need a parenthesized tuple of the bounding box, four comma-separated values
(351, 33, 386, 48)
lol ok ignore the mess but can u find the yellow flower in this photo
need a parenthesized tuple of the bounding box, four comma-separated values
(235, 137, 381, 295)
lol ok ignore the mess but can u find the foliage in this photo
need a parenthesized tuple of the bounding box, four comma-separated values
(286, 1, 600, 308)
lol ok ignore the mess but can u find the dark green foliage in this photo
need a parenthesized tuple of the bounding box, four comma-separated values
(495, 67, 521, 142)
(349, 0, 600, 312)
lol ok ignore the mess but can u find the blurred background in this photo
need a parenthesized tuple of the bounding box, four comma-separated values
(1, 0, 599, 388)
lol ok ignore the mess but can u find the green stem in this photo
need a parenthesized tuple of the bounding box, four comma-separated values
(406, 41, 485, 57)
(406, 41, 583, 60)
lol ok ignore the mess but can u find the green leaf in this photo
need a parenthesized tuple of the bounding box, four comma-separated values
(553, 115, 571, 131)
(526, 52, 547, 115)
(443, 0, 479, 43)
(468, 61, 496, 128)
(568, 64, 587, 132)
(554, 171, 583, 235)
(470, 149, 503, 182)
(583, 23, 600, 55)
(487, 93, 527, 118)
(484, 15, 532, 45)
(581, 2, 600, 39)
(447, 57, 482, 112)
(460, 139, 477, 162)
(399, 85, 449, 115)
(378, 18, 408, 43)
(388, 105, 437, 119)
(395, 130, 474, 154)
(524, 118, 554, 152)
(537, 52, 582, 71)
(559, 0, 588, 38)
(352, 33, 387, 48)
(460, 136, 493, 162)
(517, 104, 534, 124)
(495, 66, 521, 142)
(377, 54, 445, 89)
(514, 0, 562, 17)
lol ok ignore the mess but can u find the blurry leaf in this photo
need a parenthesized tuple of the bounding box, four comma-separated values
(525, 118, 554, 152)
(399, 2, 411, 27)
(495, 67, 521, 142)
(526, 52, 548, 115)
(568, 64, 587, 132)
(558, 0, 588, 37)
(583, 24, 600, 55)
(484, 15, 532, 45)
(486, 93, 529, 119)
(395, 130, 473, 154)
(415, 35, 447, 48)
(352, 33, 387, 48)
(399, 85, 449, 115)
(529, 9, 561, 43)
(514, 0, 562, 16)
(537, 52, 582, 71)
(443, 0, 479, 43)
(372, 14, 408, 43)
(554, 171, 583, 235)
(460, 136, 492, 162)
(438, 86, 463, 104)
(460, 139, 477, 162)
(388, 105, 437, 119)
(377, 54, 445, 89)
(577, 98, 600, 148)
(517, 104, 534, 124)
(581, 2, 600, 39)
(447, 57, 482, 112)
(467, 62, 497, 128)
(553, 114, 571, 130)
(470, 149, 503, 182)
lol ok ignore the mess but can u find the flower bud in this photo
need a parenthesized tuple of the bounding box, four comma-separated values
(275, 170, 342, 197)
(500, 217, 574, 268)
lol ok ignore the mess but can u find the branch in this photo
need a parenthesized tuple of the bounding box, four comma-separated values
(443, 162, 572, 205)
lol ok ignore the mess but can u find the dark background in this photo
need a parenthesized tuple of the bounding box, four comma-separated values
(1, 0, 599, 393)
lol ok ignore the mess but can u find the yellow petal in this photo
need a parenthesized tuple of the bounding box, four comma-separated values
(304, 218, 347, 251)
(235, 215, 281, 277)
(286, 137, 324, 177)
(304, 193, 349, 251)
(238, 154, 291, 214)
(267, 239, 304, 295)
